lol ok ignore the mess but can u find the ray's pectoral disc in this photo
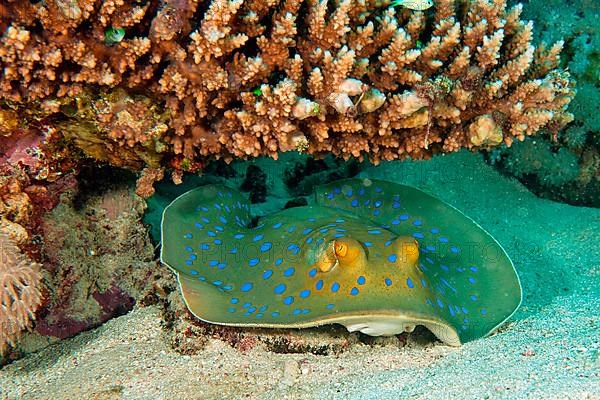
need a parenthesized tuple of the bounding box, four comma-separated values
(160, 179, 522, 346)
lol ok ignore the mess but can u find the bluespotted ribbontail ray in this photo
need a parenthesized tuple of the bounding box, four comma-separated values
(160, 178, 522, 345)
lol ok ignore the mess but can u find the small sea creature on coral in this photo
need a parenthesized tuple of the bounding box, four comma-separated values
(161, 179, 522, 346)
(391, 0, 434, 11)
(104, 27, 125, 45)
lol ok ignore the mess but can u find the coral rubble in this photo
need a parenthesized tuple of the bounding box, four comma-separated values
(0, 0, 575, 174)
(35, 179, 163, 342)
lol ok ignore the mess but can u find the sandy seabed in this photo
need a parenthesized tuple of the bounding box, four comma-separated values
(1, 152, 598, 400)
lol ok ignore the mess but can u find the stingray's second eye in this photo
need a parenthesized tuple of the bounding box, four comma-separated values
(390, 236, 420, 266)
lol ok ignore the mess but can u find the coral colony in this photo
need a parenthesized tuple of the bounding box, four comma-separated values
(0, 0, 574, 178)
(0, 0, 574, 354)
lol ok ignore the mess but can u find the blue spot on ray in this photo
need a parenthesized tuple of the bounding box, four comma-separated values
(283, 296, 294, 305)
(260, 242, 272, 252)
(274, 284, 286, 294)
(263, 270, 273, 280)
(240, 283, 253, 292)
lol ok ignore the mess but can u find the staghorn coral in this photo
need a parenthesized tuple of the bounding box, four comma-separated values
(0, 231, 43, 354)
(0, 0, 575, 174)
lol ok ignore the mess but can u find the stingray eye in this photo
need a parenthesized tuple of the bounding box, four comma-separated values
(392, 236, 420, 266)
(335, 242, 348, 257)
(314, 238, 365, 273)
(333, 238, 363, 264)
